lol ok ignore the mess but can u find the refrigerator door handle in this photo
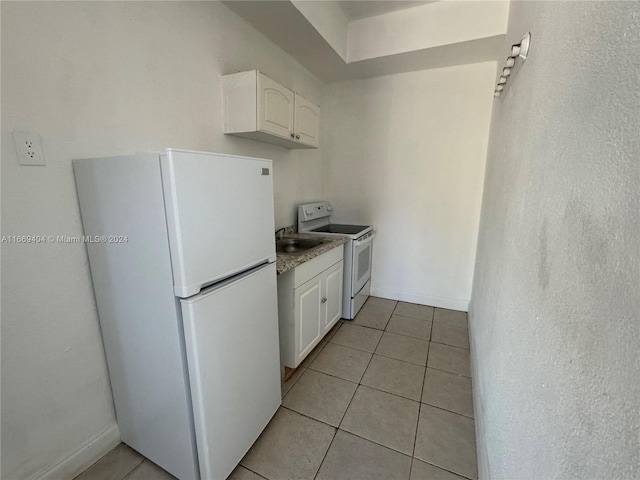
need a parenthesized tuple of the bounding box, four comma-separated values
(195, 260, 272, 297)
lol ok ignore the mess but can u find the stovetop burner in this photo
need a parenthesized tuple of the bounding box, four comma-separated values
(311, 224, 369, 235)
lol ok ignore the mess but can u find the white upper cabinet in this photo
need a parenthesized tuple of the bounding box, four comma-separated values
(294, 93, 320, 148)
(223, 70, 320, 149)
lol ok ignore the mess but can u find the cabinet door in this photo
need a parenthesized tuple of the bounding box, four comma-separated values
(257, 73, 294, 139)
(294, 93, 320, 148)
(322, 261, 343, 334)
(294, 275, 322, 362)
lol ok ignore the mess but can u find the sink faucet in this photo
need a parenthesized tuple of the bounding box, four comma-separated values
(275, 228, 286, 240)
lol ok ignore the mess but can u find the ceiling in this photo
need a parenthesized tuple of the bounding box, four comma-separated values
(223, 0, 508, 82)
(337, 1, 436, 21)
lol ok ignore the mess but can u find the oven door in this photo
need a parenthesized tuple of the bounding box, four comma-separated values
(352, 232, 375, 295)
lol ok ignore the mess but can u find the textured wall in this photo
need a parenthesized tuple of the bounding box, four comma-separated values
(1, 3, 323, 479)
(470, 2, 640, 479)
(324, 63, 496, 311)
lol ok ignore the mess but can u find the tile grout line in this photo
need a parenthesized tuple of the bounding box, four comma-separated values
(380, 327, 432, 342)
(358, 309, 431, 369)
(338, 323, 469, 354)
(335, 324, 384, 429)
(421, 307, 436, 404)
(333, 324, 419, 464)
(337, 428, 415, 460)
(311, 327, 385, 480)
(418, 458, 477, 480)
(305, 365, 363, 386)
(346, 315, 443, 332)
(430, 342, 471, 353)
(282, 321, 342, 398)
(305, 349, 427, 402)
(414, 314, 430, 477)
(310, 308, 435, 401)
(356, 315, 470, 350)
(390, 312, 434, 322)
(409, 402, 424, 479)
(311, 426, 338, 480)
(301, 363, 428, 411)
(120, 460, 145, 480)
(327, 338, 378, 354)
(430, 339, 470, 351)
(282, 401, 419, 459)
(281, 404, 340, 428)
(419, 401, 475, 420)
(239, 464, 269, 480)
(420, 307, 477, 480)
(300, 338, 329, 369)
(281, 365, 308, 399)
(425, 365, 472, 379)
(328, 323, 384, 354)
(372, 350, 428, 367)
(410, 307, 434, 480)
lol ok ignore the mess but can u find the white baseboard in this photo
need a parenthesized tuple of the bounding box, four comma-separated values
(371, 287, 470, 312)
(29, 423, 121, 480)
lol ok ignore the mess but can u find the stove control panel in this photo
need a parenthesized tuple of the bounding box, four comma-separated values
(298, 202, 332, 222)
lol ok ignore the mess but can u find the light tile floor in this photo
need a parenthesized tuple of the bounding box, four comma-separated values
(75, 298, 476, 480)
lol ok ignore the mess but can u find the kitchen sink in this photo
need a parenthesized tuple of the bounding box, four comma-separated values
(276, 237, 325, 255)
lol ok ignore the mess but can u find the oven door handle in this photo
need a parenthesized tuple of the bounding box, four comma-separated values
(353, 231, 376, 247)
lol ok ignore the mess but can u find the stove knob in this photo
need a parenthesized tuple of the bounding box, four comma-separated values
(305, 209, 313, 215)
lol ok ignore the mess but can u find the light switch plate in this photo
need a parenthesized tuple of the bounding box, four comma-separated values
(13, 131, 46, 166)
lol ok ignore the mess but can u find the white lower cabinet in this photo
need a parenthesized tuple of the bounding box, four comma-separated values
(278, 245, 344, 370)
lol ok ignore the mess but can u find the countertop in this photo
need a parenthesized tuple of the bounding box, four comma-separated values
(276, 228, 348, 275)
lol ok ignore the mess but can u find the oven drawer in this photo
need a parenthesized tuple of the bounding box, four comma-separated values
(352, 279, 371, 318)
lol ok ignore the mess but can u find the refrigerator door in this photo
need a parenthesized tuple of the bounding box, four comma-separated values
(181, 262, 281, 480)
(162, 149, 276, 298)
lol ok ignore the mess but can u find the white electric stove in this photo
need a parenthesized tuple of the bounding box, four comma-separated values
(298, 202, 375, 319)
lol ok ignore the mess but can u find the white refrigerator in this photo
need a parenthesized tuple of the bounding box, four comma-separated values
(74, 149, 281, 480)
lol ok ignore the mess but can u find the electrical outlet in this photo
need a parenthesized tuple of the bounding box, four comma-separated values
(13, 131, 46, 166)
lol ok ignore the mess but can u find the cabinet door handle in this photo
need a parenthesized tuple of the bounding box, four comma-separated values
(321, 298, 327, 303)
(290, 133, 295, 138)
(296, 134, 301, 139)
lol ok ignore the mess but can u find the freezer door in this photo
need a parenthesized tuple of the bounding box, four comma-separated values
(181, 262, 281, 480)
(162, 150, 276, 297)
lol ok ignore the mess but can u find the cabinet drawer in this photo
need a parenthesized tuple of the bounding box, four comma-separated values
(293, 245, 343, 288)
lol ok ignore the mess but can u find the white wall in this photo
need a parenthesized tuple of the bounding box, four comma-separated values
(470, 2, 640, 479)
(1, 2, 324, 479)
(324, 63, 496, 311)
